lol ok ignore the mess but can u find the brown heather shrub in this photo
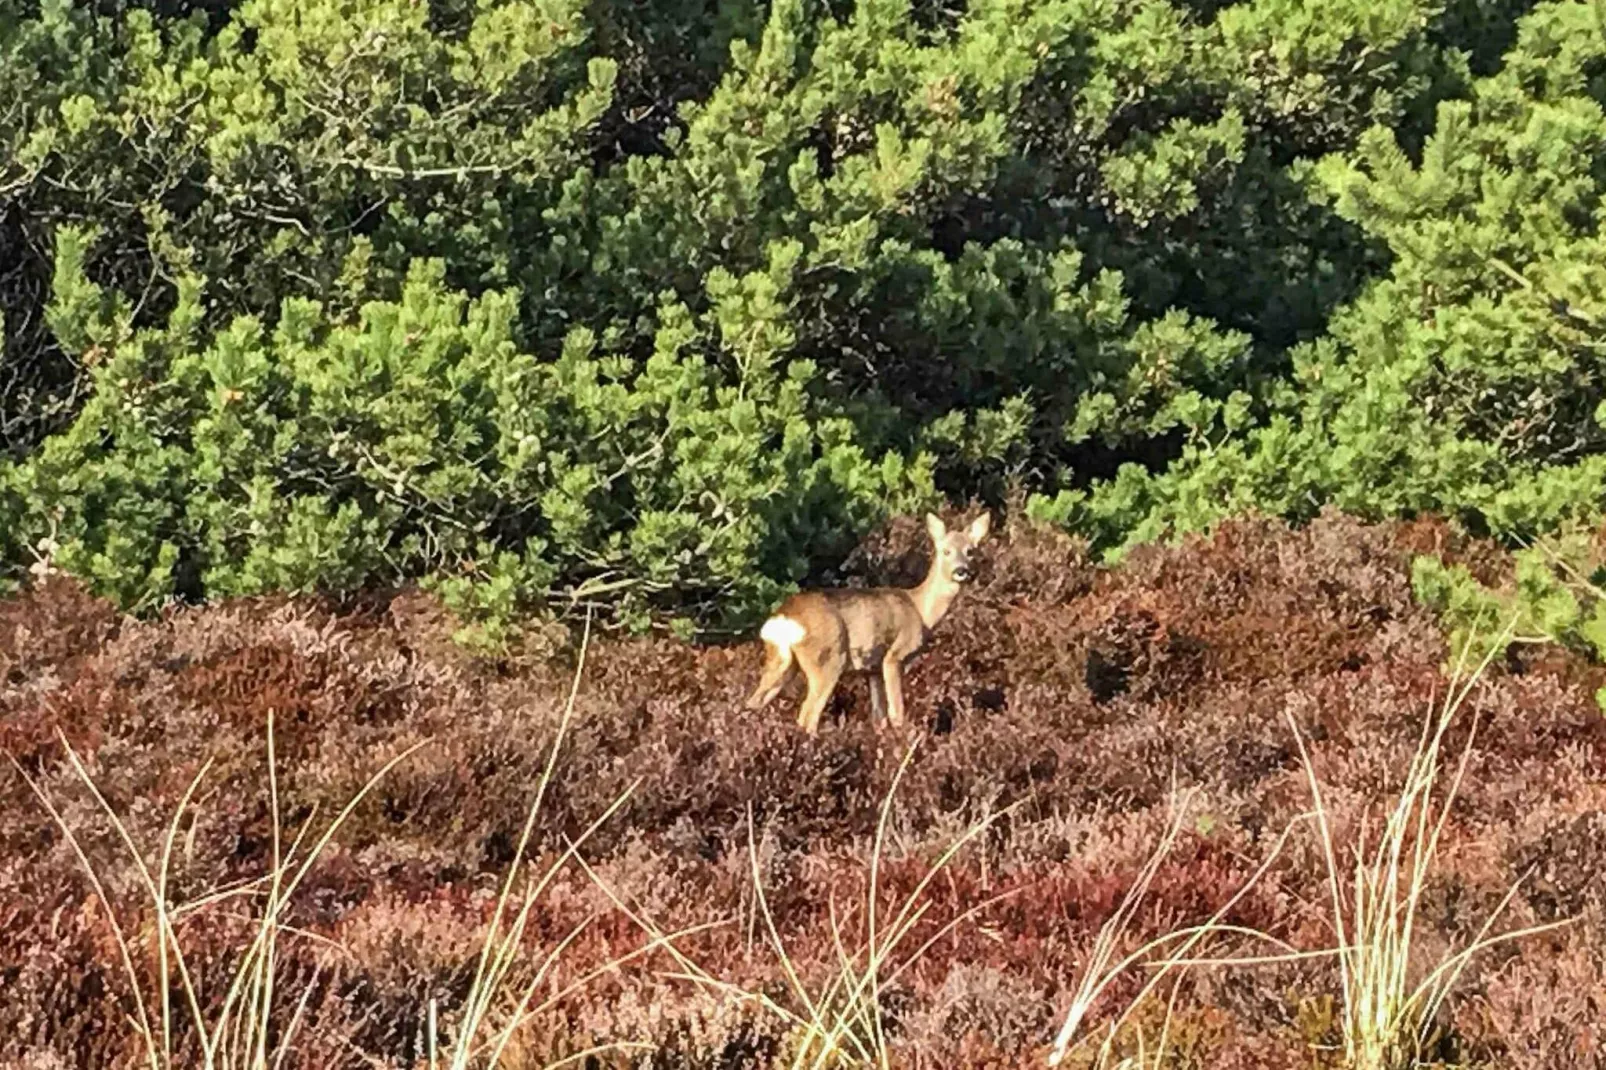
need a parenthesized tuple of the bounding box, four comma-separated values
(3, 509, 1606, 1067)
(1453, 918, 1606, 1070)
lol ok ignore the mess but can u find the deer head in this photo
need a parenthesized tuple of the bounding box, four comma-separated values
(925, 511, 992, 586)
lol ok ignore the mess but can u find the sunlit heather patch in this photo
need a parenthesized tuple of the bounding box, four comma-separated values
(4, 512, 1605, 1066)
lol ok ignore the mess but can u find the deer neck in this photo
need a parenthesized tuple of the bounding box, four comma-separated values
(909, 564, 961, 631)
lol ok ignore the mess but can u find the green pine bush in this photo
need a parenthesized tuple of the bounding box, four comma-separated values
(3, 0, 1603, 656)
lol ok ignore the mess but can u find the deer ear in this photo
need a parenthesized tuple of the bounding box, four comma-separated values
(925, 512, 947, 540)
(967, 511, 992, 542)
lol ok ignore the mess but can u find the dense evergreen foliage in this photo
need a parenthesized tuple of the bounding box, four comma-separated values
(2, 0, 1602, 641)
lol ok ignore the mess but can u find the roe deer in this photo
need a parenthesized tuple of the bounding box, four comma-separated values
(745, 511, 992, 734)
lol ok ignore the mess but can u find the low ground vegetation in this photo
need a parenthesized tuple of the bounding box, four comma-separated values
(4, 512, 1603, 1068)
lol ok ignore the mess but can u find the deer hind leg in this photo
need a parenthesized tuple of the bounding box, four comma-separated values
(745, 642, 796, 710)
(747, 616, 804, 710)
(795, 644, 845, 736)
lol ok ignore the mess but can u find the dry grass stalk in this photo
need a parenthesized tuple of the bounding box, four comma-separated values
(421, 611, 692, 1068)
(15, 610, 681, 1070)
(15, 719, 426, 1069)
(762, 738, 1022, 1069)
(1046, 774, 1305, 1068)
(577, 735, 1019, 1069)
(1290, 623, 1579, 1069)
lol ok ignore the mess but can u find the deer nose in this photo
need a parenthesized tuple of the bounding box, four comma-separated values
(953, 562, 973, 582)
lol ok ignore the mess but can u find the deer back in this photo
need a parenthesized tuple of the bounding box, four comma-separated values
(778, 588, 926, 670)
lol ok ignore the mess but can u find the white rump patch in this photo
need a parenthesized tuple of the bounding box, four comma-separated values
(760, 615, 806, 649)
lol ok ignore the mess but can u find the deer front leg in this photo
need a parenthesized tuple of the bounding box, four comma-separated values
(868, 666, 888, 723)
(882, 655, 906, 727)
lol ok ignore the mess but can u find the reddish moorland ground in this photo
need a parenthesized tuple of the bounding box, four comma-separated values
(2, 511, 1604, 1068)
